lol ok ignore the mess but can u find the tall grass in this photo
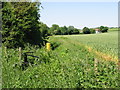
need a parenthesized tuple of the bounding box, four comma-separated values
(2, 35, 118, 88)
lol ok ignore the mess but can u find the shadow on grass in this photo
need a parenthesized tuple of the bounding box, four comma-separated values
(51, 42, 61, 50)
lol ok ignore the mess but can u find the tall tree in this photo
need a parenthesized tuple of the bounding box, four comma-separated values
(50, 24, 59, 35)
(68, 26, 74, 35)
(2, 2, 43, 48)
(83, 27, 91, 34)
(99, 26, 108, 33)
(60, 26, 68, 35)
(72, 28, 79, 34)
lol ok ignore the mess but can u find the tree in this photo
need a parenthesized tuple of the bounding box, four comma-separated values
(2, 2, 43, 48)
(2, 2, 23, 48)
(60, 26, 68, 35)
(83, 27, 91, 34)
(90, 28, 95, 34)
(39, 22, 49, 39)
(56, 29, 61, 35)
(49, 25, 80, 35)
(72, 28, 79, 34)
(68, 26, 74, 35)
(99, 26, 108, 33)
(49, 24, 60, 35)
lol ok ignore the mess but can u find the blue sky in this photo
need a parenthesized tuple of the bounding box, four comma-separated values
(40, 2, 118, 29)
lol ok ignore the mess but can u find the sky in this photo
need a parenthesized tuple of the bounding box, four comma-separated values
(40, 1, 118, 29)
(40, 0, 119, 2)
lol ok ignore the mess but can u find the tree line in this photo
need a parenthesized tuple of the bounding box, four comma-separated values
(45, 24, 108, 35)
(48, 24, 80, 35)
(48, 25, 108, 35)
(82, 26, 108, 34)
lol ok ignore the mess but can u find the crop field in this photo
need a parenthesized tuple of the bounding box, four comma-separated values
(2, 30, 119, 88)
(55, 30, 118, 62)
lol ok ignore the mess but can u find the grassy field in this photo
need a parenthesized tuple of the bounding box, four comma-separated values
(54, 30, 118, 62)
(108, 28, 118, 31)
(2, 30, 119, 88)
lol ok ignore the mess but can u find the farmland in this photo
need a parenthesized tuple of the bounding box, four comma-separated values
(2, 29, 119, 88)
(1, 1, 119, 88)
(54, 30, 118, 62)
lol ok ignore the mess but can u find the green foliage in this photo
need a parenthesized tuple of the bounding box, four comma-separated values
(39, 22, 49, 40)
(2, 2, 117, 88)
(49, 25, 79, 35)
(51, 41, 61, 50)
(49, 24, 60, 35)
(83, 27, 91, 34)
(2, 31, 118, 88)
(2, 2, 44, 48)
(90, 28, 95, 34)
(2, 2, 22, 48)
(99, 26, 108, 33)
(72, 28, 80, 34)
(60, 26, 68, 35)
(67, 26, 79, 35)
(67, 26, 74, 35)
